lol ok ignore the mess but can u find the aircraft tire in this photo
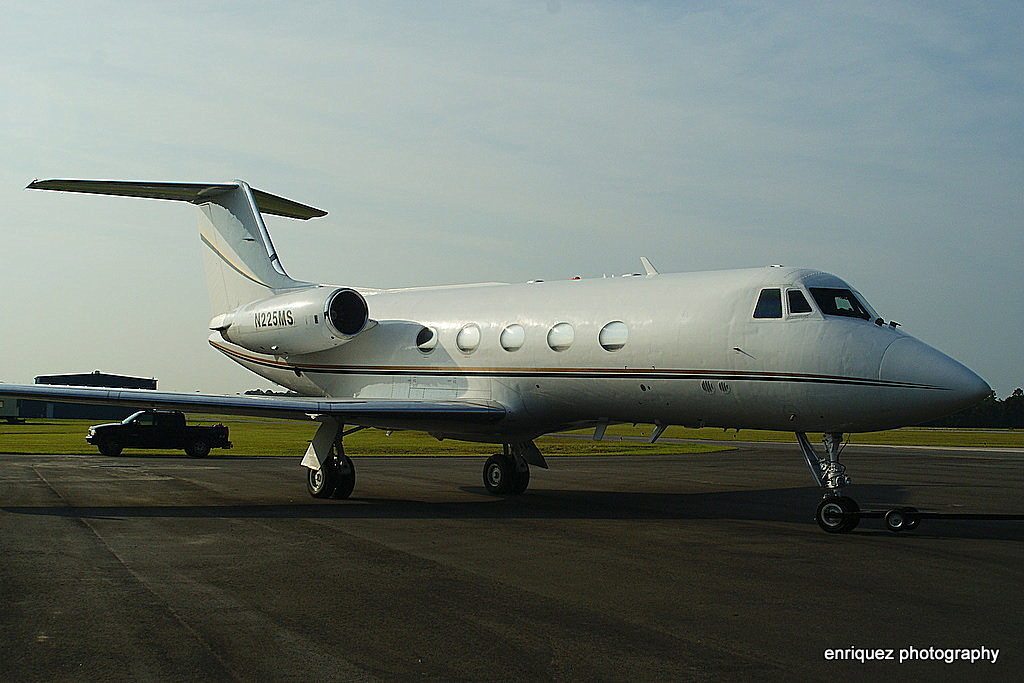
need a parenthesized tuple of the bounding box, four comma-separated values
(98, 441, 122, 457)
(185, 438, 210, 458)
(815, 496, 859, 533)
(483, 454, 516, 495)
(307, 463, 337, 499)
(330, 454, 356, 499)
(508, 465, 530, 495)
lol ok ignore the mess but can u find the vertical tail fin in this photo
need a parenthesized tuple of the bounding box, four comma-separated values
(27, 179, 327, 314)
(196, 180, 313, 313)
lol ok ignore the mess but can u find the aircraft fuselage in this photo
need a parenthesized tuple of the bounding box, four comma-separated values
(212, 265, 985, 440)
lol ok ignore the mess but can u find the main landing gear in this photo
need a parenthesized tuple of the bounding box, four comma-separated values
(482, 442, 548, 495)
(302, 418, 357, 500)
(300, 421, 549, 500)
(797, 432, 860, 533)
(306, 448, 356, 499)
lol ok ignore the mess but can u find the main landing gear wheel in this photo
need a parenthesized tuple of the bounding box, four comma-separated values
(509, 462, 530, 495)
(307, 465, 333, 498)
(815, 496, 860, 534)
(884, 507, 920, 533)
(330, 454, 356, 499)
(483, 453, 529, 495)
(307, 454, 356, 500)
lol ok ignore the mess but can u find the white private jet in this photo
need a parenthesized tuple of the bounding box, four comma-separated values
(1, 179, 989, 533)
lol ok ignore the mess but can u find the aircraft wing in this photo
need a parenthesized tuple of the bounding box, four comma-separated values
(0, 383, 505, 429)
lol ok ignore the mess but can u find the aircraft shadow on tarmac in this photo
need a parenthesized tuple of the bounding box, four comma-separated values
(6, 486, 1024, 540)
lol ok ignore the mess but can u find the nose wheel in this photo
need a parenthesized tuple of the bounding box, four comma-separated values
(815, 496, 860, 533)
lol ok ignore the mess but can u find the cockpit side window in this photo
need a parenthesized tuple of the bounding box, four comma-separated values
(753, 288, 783, 318)
(809, 287, 871, 320)
(787, 289, 813, 314)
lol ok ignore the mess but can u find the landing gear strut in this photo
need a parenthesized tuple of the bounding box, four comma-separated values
(482, 442, 547, 495)
(797, 432, 859, 533)
(303, 418, 357, 500)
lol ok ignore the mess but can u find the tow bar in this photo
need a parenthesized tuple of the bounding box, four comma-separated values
(853, 508, 1024, 533)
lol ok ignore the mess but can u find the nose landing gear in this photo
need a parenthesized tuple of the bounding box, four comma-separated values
(797, 432, 860, 533)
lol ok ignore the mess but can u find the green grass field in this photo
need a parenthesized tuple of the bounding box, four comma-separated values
(1, 416, 1020, 458)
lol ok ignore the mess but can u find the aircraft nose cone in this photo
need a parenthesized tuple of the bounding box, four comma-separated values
(880, 337, 991, 418)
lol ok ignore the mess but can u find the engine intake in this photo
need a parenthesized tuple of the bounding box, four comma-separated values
(215, 287, 370, 356)
(325, 288, 368, 336)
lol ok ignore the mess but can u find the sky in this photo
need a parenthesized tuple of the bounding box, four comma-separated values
(1, 1, 1021, 397)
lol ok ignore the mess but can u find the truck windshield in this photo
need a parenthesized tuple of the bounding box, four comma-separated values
(809, 288, 871, 320)
(121, 411, 146, 424)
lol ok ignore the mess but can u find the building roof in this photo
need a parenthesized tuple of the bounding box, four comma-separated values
(34, 370, 157, 388)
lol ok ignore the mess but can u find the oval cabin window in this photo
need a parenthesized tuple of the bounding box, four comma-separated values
(547, 322, 575, 352)
(416, 326, 438, 353)
(456, 324, 481, 353)
(500, 324, 525, 352)
(599, 321, 628, 351)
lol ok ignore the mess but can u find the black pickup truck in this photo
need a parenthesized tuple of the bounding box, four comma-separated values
(87, 410, 232, 457)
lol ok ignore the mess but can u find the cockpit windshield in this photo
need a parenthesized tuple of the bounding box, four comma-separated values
(809, 288, 871, 320)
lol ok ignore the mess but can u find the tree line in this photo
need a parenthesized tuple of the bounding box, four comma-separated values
(920, 388, 1024, 429)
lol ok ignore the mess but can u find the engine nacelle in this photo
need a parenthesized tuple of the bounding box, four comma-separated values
(213, 287, 370, 356)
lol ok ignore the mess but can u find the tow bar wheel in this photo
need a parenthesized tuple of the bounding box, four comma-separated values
(884, 507, 920, 533)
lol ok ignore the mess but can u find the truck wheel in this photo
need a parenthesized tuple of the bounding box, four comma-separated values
(99, 441, 122, 457)
(185, 439, 210, 458)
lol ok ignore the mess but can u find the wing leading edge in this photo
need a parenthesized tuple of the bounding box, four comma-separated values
(0, 383, 505, 429)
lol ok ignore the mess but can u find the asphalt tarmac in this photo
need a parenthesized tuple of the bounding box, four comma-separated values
(2, 444, 1021, 682)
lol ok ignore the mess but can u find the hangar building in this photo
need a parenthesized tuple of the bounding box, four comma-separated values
(16, 371, 157, 421)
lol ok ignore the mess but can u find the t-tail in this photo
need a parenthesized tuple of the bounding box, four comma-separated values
(27, 179, 370, 357)
(27, 179, 324, 314)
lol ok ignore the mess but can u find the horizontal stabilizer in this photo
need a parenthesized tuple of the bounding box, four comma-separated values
(0, 383, 505, 427)
(27, 179, 327, 220)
